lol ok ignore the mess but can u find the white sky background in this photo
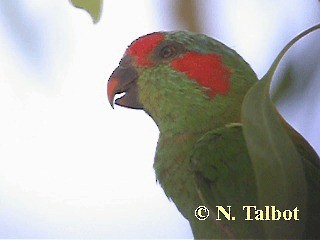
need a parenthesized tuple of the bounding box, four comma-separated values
(0, 0, 319, 238)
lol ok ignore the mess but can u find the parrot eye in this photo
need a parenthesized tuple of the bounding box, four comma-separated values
(160, 45, 177, 59)
(152, 40, 186, 64)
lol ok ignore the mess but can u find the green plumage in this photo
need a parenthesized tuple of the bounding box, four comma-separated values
(108, 30, 320, 238)
(138, 32, 320, 238)
(191, 125, 264, 238)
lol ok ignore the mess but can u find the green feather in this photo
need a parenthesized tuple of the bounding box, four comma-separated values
(117, 30, 320, 238)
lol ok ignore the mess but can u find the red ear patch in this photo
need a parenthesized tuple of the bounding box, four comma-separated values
(171, 52, 231, 98)
(126, 32, 164, 67)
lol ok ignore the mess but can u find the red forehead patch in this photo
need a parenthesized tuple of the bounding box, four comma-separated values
(171, 52, 231, 98)
(125, 32, 164, 67)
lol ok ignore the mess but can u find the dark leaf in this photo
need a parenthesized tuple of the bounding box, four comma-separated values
(241, 24, 320, 238)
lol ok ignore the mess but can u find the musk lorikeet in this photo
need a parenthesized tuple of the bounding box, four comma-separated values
(107, 31, 320, 239)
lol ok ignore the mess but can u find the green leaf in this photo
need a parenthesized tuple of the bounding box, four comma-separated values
(271, 62, 294, 104)
(241, 24, 320, 238)
(70, 0, 103, 23)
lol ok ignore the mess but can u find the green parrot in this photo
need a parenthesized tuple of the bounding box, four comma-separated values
(107, 31, 320, 239)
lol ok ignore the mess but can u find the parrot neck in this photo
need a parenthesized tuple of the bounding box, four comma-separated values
(138, 65, 254, 137)
(148, 94, 242, 137)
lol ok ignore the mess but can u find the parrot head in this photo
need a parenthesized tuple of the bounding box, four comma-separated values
(107, 31, 257, 134)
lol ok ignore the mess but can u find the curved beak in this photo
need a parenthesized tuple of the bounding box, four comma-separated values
(107, 64, 143, 109)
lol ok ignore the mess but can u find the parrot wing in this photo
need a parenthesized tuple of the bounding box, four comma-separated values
(190, 124, 264, 238)
(190, 124, 320, 238)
